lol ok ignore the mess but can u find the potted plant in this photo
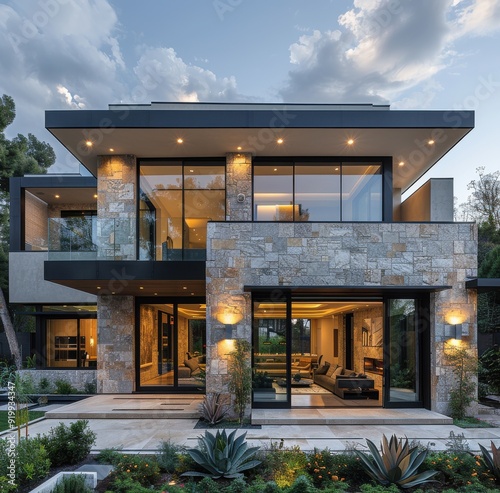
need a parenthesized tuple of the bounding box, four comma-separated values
(252, 370, 274, 391)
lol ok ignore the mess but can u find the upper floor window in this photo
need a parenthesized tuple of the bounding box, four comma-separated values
(139, 160, 225, 260)
(254, 161, 382, 222)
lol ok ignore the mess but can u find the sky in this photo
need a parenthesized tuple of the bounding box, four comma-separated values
(1, 0, 500, 205)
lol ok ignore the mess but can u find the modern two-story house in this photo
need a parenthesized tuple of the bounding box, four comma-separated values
(9, 102, 478, 415)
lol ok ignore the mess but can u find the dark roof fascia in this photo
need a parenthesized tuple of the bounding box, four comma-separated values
(244, 285, 451, 296)
(466, 278, 500, 292)
(46, 108, 474, 131)
(11, 175, 96, 189)
(44, 260, 205, 282)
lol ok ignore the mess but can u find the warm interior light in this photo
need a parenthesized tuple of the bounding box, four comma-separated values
(177, 138, 184, 144)
(277, 138, 284, 144)
(398, 161, 405, 167)
(189, 169, 194, 173)
(347, 138, 354, 146)
(54, 194, 60, 198)
(154, 292, 158, 296)
(428, 139, 435, 145)
(237, 146, 242, 151)
(85, 140, 93, 147)
(90, 337, 94, 348)
(183, 286, 187, 290)
(96, 286, 101, 290)
(109, 148, 114, 152)
(93, 194, 98, 198)
(139, 286, 144, 290)
(273, 168, 278, 171)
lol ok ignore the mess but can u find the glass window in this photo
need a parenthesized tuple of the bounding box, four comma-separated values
(342, 164, 382, 221)
(139, 161, 225, 260)
(388, 299, 418, 402)
(254, 165, 293, 221)
(294, 165, 340, 221)
(46, 318, 97, 368)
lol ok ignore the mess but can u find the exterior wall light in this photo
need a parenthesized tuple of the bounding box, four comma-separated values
(445, 323, 462, 341)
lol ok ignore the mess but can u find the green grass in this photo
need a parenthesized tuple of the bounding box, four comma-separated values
(0, 410, 45, 431)
(453, 416, 494, 428)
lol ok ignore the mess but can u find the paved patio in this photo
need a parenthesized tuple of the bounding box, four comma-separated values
(2, 395, 500, 453)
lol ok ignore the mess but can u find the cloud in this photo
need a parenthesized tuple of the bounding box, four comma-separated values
(280, 0, 500, 104)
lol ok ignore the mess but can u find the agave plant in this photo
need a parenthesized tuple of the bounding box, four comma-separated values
(199, 392, 229, 425)
(182, 429, 261, 479)
(479, 441, 500, 481)
(355, 434, 438, 489)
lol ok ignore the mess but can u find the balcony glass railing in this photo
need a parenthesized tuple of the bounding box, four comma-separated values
(46, 217, 207, 261)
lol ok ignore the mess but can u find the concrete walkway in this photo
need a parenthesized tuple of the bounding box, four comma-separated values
(2, 395, 497, 454)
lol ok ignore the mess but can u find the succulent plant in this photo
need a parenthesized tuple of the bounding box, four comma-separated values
(182, 429, 261, 479)
(479, 440, 500, 481)
(355, 434, 438, 489)
(198, 392, 229, 425)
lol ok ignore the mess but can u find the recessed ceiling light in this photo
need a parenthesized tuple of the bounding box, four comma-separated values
(191, 292, 195, 296)
(273, 168, 278, 171)
(97, 286, 101, 290)
(109, 148, 114, 152)
(139, 286, 144, 290)
(177, 138, 184, 144)
(189, 169, 194, 173)
(277, 138, 284, 144)
(335, 167, 339, 171)
(85, 140, 93, 147)
(54, 194, 60, 198)
(237, 146, 242, 151)
(347, 138, 354, 146)
(154, 292, 158, 296)
(111, 291, 115, 295)
(93, 194, 98, 198)
(398, 161, 405, 167)
(428, 139, 435, 145)
(183, 286, 187, 290)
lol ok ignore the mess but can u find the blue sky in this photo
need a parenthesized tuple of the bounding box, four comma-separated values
(1, 0, 499, 205)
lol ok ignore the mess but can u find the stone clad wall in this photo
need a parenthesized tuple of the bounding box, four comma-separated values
(206, 221, 478, 413)
(97, 155, 136, 260)
(226, 153, 252, 222)
(97, 295, 135, 393)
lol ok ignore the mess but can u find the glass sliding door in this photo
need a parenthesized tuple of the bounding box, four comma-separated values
(386, 299, 420, 404)
(138, 300, 206, 391)
(252, 298, 290, 407)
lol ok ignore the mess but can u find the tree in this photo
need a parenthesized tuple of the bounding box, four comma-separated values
(227, 339, 252, 425)
(0, 94, 55, 368)
(459, 167, 500, 227)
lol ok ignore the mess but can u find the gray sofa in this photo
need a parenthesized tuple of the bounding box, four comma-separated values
(313, 364, 376, 398)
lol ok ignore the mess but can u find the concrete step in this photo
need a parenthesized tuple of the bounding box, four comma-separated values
(251, 408, 453, 425)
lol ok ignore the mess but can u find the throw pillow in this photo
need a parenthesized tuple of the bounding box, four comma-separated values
(315, 364, 330, 375)
(347, 371, 357, 377)
(185, 358, 199, 372)
(326, 364, 339, 377)
(333, 366, 344, 377)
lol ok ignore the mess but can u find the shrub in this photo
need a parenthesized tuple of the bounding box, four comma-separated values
(96, 447, 123, 465)
(423, 451, 488, 487)
(157, 439, 184, 473)
(108, 476, 154, 493)
(286, 475, 316, 493)
(306, 449, 359, 488)
(38, 377, 52, 393)
(359, 484, 400, 493)
(0, 476, 17, 492)
(113, 454, 160, 486)
(16, 436, 51, 484)
(262, 441, 308, 488)
(54, 379, 77, 394)
(51, 473, 93, 493)
(84, 381, 96, 394)
(224, 477, 248, 493)
(40, 419, 96, 466)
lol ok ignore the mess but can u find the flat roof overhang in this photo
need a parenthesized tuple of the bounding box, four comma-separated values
(244, 285, 451, 297)
(466, 278, 500, 293)
(45, 103, 474, 193)
(44, 260, 205, 297)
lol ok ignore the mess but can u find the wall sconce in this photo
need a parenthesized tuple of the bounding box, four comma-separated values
(445, 324, 462, 341)
(215, 305, 243, 341)
(90, 337, 95, 348)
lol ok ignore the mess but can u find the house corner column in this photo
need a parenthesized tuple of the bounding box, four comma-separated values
(226, 152, 252, 221)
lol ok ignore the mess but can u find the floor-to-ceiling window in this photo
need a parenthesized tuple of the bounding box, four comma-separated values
(137, 299, 206, 391)
(253, 160, 382, 222)
(139, 160, 225, 260)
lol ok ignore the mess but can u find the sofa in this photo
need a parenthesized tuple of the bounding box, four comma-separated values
(254, 357, 312, 378)
(179, 354, 206, 377)
(313, 363, 376, 399)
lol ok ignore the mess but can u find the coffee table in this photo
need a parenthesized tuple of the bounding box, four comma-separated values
(276, 378, 313, 388)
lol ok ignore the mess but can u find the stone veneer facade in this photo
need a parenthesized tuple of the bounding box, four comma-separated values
(206, 222, 478, 414)
(96, 155, 137, 393)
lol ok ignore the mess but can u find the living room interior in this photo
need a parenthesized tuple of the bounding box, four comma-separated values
(253, 300, 386, 408)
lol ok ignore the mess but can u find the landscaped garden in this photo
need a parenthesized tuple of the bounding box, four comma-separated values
(2, 418, 500, 492)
